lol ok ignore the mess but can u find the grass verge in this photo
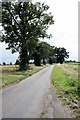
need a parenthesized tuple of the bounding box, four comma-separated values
(51, 63, 80, 119)
(0, 64, 48, 88)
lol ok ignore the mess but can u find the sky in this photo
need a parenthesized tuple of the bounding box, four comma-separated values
(0, 0, 79, 64)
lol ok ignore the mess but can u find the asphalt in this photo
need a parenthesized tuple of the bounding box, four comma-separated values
(2, 65, 72, 118)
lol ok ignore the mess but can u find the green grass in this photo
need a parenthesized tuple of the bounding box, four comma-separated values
(0, 64, 48, 88)
(51, 66, 78, 97)
(51, 64, 79, 118)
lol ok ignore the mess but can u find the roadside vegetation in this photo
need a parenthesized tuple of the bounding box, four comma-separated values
(0, 64, 48, 88)
(51, 62, 80, 119)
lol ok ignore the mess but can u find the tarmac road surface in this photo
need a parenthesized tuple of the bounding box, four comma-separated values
(2, 65, 72, 118)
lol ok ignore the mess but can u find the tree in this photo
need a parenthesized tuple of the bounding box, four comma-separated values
(2, 2, 54, 70)
(54, 47, 69, 64)
(49, 57, 53, 64)
(33, 50, 41, 66)
(15, 59, 20, 65)
(10, 62, 12, 65)
(3, 62, 6, 65)
(33, 42, 54, 65)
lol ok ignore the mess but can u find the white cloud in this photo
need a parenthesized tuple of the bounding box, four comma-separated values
(0, 0, 78, 63)
(34, 0, 78, 61)
(0, 43, 19, 64)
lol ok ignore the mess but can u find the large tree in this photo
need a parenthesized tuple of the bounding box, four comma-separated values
(32, 42, 54, 66)
(54, 47, 69, 64)
(1, 2, 54, 70)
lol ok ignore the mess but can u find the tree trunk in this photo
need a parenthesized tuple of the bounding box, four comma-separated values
(19, 47, 28, 70)
(43, 58, 46, 65)
(34, 51, 41, 66)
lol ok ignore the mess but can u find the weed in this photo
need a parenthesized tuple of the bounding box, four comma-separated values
(51, 63, 79, 118)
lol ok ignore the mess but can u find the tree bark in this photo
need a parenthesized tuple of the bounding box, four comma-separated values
(34, 52, 41, 66)
(19, 47, 28, 70)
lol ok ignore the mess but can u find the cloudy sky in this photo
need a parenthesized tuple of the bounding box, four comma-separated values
(0, 0, 79, 64)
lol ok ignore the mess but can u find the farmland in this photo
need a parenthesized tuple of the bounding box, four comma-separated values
(51, 62, 80, 119)
(0, 64, 48, 88)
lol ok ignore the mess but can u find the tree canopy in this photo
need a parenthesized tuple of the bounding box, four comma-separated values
(2, 2, 54, 70)
(1, 2, 69, 68)
(53, 47, 69, 64)
(31, 42, 69, 65)
(32, 42, 54, 65)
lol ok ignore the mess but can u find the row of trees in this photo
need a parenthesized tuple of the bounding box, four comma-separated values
(32, 42, 69, 65)
(2, 62, 12, 65)
(1, 2, 69, 70)
(1, 2, 54, 70)
(15, 41, 69, 66)
(1, 43, 69, 66)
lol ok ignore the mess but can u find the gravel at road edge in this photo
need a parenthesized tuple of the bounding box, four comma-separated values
(40, 83, 73, 118)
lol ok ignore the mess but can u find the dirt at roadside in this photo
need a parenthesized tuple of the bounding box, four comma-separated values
(40, 83, 74, 118)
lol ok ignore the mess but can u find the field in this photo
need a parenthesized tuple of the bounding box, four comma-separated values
(51, 63, 80, 119)
(0, 64, 48, 88)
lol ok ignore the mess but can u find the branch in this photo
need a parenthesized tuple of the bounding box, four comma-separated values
(6, 4, 23, 40)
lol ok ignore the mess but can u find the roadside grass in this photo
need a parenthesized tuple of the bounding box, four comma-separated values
(0, 65, 19, 71)
(51, 63, 80, 119)
(0, 64, 49, 88)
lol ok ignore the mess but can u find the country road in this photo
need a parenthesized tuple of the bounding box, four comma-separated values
(2, 65, 72, 118)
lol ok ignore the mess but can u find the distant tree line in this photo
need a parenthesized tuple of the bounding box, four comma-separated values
(15, 41, 69, 66)
(1, 62, 13, 65)
(1, 59, 78, 66)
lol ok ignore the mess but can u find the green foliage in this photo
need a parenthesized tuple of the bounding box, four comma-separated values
(31, 42, 69, 65)
(49, 57, 53, 64)
(15, 59, 20, 65)
(2, 2, 54, 70)
(51, 65, 78, 100)
(10, 62, 12, 65)
(37, 42, 54, 59)
(51, 64, 79, 118)
(43, 59, 46, 65)
(3, 62, 6, 65)
(33, 50, 41, 66)
(32, 41, 54, 66)
(77, 86, 80, 97)
(53, 47, 69, 64)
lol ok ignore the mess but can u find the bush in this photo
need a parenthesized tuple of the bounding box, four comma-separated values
(3, 62, 6, 65)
